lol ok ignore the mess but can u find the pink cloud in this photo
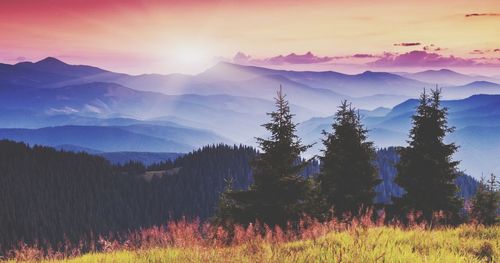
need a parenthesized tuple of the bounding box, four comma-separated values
(269, 52, 333, 64)
(233, 52, 251, 63)
(232, 50, 500, 70)
(465, 13, 500, 17)
(351, 53, 378, 58)
(393, 42, 421, 47)
(233, 51, 334, 65)
(470, 49, 485, 55)
(422, 44, 444, 52)
(369, 51, 479, 67)
(470, 49, 500, 54)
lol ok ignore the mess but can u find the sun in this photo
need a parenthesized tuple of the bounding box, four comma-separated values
(171, 45, 213, 73)
(175, 47, 205, 64)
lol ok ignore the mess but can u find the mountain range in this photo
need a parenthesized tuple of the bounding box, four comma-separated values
(398, 69, 499, 86)
(1, 57, 499, 178)
(299, 94, 500, 177)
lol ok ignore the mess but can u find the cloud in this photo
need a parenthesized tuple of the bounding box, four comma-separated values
(393, 42, 421, 47)
(369, 50, 479, 67)
(3, 56, 28, 62)
(268, 52, 333, 64)
(465, 13, 500, 17)
(423, 44, 444, 52)
(232, 50, 500, 70)
(351, 53, 378, 58)
(233, 51, 334, 65)
(470, 49, 500, 54)
(46, 107, 79, 115)
(233, 52, 251, 63)
(470, 49, 485, 55)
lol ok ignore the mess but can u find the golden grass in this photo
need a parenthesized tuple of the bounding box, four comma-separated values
(23, 225, 498, 263)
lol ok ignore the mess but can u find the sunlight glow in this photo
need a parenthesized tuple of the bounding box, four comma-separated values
(171, 45, 213, 74)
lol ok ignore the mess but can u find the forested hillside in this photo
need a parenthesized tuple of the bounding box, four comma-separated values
(0, 140, 478, 254)
(0, 141, 257, 253)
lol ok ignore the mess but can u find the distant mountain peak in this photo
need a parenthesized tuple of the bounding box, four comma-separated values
(463, 81, 500, 87)
(14, 56, 70, 69)
(359, 70, 401, 79)
(422, 69, 455, 73)
(417, 68, 461, 75)
(35, 57, 68, 66)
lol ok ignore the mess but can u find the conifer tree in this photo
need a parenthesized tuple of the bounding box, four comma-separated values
(222, 87, 311, 227)
(214, 177, 237, 226)
(318, 101, 380, 218)
(471, 174, 499, 225)
(394, 89, 462, 222)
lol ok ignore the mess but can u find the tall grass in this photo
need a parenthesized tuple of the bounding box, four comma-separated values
(5, 210, 499, 262)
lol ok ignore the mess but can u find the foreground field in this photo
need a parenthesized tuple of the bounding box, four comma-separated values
(24, 225, 498, 263)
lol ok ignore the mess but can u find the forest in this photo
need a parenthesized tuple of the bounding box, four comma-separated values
(0, 89, 497, 258)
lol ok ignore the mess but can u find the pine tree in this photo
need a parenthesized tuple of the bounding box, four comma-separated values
(222, 87, 311, 227)
(214, 177, 237, 226)
(318, 101, 380, 218)
(394, 89, 462, 223)
(471, 174, 499, 225)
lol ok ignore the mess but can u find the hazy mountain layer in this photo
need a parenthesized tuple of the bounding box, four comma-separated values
(1, 57, 500, 177)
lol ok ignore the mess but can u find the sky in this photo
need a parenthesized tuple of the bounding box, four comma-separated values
(0, 0, 499, 75)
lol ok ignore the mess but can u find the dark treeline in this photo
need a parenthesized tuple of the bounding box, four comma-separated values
(0, 141, 134, 251)
(0, 143, 479, 253)
(0, 142, 258, 253)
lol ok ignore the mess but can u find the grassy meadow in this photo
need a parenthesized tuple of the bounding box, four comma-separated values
(9, 222, 499, 263)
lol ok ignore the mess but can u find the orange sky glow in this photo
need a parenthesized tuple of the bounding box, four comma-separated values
(1, 0, 499, 75)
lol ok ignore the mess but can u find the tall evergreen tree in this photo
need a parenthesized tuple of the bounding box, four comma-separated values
(394, 89, 462, 222)
(222, 87, 311, 227)
(470, 174, 499, 225)
(318, 101, 380, 218)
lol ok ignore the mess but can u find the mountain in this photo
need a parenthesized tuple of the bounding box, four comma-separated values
(117, 124, 231, 147)
(400, 69, 499, 86)
(0, 126, 195, 152)
(199, 62, 427, 96)
(186, 62, 424, 106)
(359, 107, 391, 117)
(0, 57, 123, 89)
(442, 81, 500, 99)
(0, 120, 232, 153)
(0, 108, 190, 129)
(377, 94, 500, 129)
(369, 95, 500, 177)
(111, 62, 433, 109)
(0, 123, 232, 153)
(298, 94, 500, 177)
(449, 125, 500, 177)
(15, 57, 108, 78)
(1, 58, 421, 110)
(0, 79, 319, 141)
(2, 57, 500, 177)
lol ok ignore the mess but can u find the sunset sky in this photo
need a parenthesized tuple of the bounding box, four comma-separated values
(1, 0, 499, 75)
